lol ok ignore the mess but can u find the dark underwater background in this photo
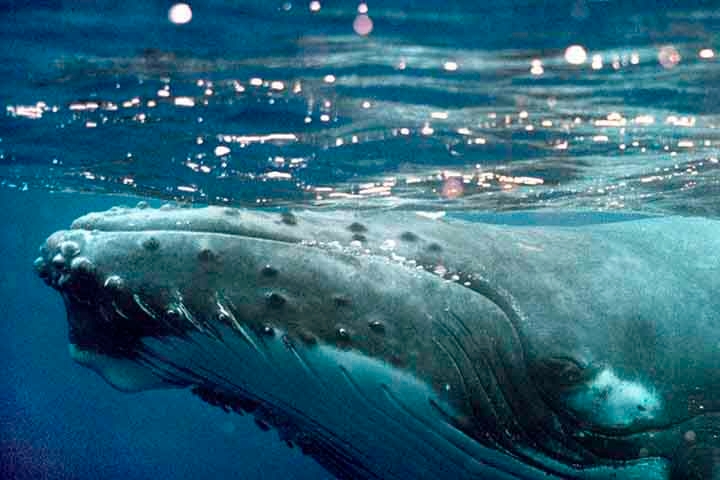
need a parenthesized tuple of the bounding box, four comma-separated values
(2, 0, 719, 478)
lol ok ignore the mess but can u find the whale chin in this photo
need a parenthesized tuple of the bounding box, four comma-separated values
(58, 268, 182, 393)
(68, 343, 172, 392)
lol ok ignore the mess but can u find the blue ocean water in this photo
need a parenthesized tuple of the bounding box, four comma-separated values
(1, 1, 719, 479)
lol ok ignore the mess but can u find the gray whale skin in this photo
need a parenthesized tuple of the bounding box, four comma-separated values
(34, 204, 720, 480)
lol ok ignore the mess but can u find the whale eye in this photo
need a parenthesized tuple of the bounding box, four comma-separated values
(534, 356, 591, 388)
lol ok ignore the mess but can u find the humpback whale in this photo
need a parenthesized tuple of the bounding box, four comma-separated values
(34, 204, 720, 479)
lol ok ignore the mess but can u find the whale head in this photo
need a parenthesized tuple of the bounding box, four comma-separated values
(34, 204, 720, 479)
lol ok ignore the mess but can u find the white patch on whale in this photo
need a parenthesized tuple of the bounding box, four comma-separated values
(565, 368, 661, 428)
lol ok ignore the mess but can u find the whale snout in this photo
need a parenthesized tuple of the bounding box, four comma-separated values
(34, 227, 184, 391)
(35, 229, 121, 351)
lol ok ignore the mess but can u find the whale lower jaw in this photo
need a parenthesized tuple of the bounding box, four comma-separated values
(64, 319, 675, 480)
(94, 323, 665, 480)
(136, 325, 536, 480)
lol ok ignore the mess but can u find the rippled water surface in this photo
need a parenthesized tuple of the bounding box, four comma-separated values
(3, 0, 720, 215)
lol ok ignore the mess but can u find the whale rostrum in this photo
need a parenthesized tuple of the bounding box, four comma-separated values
(35, 204, 720, 479)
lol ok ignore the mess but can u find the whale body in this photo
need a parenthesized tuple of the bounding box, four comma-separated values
(34, 204, 720, 479)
